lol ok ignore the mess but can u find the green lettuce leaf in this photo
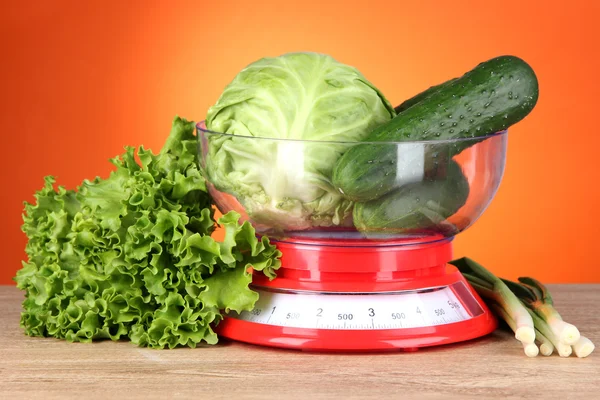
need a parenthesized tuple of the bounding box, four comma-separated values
(15, 116, 281, 349)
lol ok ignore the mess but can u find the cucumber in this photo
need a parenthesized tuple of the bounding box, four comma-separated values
(333, 55, 538, 202)
(352, 160, 469, 235)
(393, 78, 457, 114)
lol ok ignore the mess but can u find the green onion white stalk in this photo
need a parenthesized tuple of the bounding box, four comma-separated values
(490, 303, 538, 357)
(535, 328, 554, 356)
(573, 336, 595, 358)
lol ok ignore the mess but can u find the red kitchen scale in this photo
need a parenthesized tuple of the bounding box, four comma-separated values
(198, 121, 506, 352)
(216, 233, 497, 351)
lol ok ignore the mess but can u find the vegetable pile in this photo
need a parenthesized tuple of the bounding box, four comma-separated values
(17, 52, 587, 358)
(15, 117, 281, 349)
(204, 53, 539, 236)
(451, 258, 595, 358)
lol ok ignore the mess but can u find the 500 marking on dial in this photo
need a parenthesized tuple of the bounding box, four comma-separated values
(229, 286, 471, 330)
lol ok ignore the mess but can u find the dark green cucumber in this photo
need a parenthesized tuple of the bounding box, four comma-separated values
(333, 55, 538, 202)
(353, 160, 469, 235)
(393, 78, 458, 114)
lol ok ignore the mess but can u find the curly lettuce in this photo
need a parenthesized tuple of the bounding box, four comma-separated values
(205, 52, 395, 232)
(15, 116, 281, 349)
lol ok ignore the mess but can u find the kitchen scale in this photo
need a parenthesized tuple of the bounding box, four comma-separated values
(198, 122, 507, 352)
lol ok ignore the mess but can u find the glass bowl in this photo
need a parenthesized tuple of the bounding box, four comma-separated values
(197, 121, 507, 244)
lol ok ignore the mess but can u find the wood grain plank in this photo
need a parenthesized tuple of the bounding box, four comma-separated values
(1, 285, 598, 400)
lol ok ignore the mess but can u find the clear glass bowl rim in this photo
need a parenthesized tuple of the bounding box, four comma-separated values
(196, 120, 507, 145)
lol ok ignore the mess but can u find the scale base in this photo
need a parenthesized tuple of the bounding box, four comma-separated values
(216, 268, 497, 352)
(216, 236, 497, 352)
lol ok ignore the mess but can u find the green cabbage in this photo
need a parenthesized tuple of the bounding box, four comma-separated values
(205, 53, 395, 232)
(15, 116, 281, 349)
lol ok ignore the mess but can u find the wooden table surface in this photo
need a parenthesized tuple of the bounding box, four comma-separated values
(1, 285, 598, 399)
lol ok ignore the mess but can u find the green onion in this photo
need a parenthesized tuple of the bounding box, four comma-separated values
(526, 308, 571, 357)
(572, 336, 595, 358)
(489, 303, 538, 357)
(517, 277, 580, 345)
(451, 256, 594, 358)
(449, 257, 535, 344)
(535, 328, 554, 356)
(522, 342, 540, 357)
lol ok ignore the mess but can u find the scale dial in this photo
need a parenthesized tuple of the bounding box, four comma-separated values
(229, 282, 482, 330)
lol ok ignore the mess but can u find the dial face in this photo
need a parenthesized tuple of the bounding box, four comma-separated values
(228, 282, 483, 330)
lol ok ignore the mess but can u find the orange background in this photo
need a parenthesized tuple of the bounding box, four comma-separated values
(1, 0, 599, 285)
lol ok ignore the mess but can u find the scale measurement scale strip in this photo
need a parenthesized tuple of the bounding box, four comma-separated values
(231, 286, 471, 330)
